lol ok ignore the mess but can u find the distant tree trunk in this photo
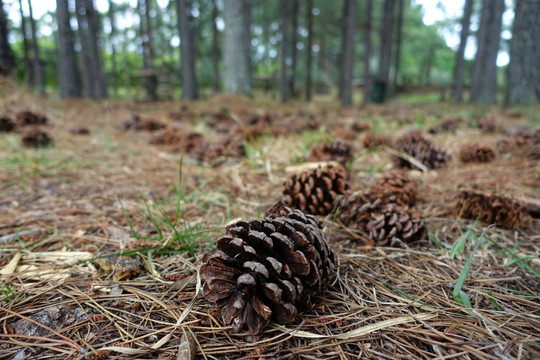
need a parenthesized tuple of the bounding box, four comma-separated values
(211, 0, 220, 92)
(222, 0, 252, 94)
(390, 0, 404, 96)
(75, 0, 107, 99)
(305, 0, 313, 101)
(377, 0, 395, 101)
(280, 0, 289, 103)
(56, 0, 82, 98)
(18, 0, 32, 85)
(137, 0, 157, 100)
(340, 0, 356, 106)
(451, 0, 473, 102)
(470, 0, 505, 104)
(27, 0, 45, 95)
(176, 0, 198, 100)
(108, 0, 118, 96)
(289, 0, 299, 98)
(504, 0, 539, 106)
(362, 0, 372, 103)
(0, 0, 14, 76)
(423, 45, 436, 85)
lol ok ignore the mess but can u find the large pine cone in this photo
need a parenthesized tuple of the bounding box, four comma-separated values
(0, 116, 15, 132)
(336, 194, 425, 246)
(307, 141, 352, 165)
(200, 202, 336, 334)
(456, 190, 527, 229)
(393, 130, 451, 169)
(366, 170, 418, 206)
(459, 143, 496, 163)
(15, 110, 48, 126)
(362, 133, 392, 149)
(21, 127, 53, 148)
(283, 164, 348, 215)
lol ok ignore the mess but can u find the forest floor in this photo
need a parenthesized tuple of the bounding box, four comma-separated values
(1, 80, 539, 359)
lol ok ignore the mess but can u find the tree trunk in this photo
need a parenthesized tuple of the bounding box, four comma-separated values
(177, 0, 198, 100)
(362, 0, 372, 103)
(377, 0, 395, 101)
(108, 0, 118, 96)
(56, 0, 82, 98)
(305, 0, 313, 101)
(340, 0, 356, 106)
(222, 0, 252, 94)
(18, 0, 32, 85)
(211, 0, 220, 92)
(450, 0, 473, 102)
(137, 0, 157, 100)
(0, 0, 14, 76)
(75, 0, 107, 99)
(390, 0, 404, 96)
(470, 0, 505, 104)
(504, 0, 539, 106)
(280, 0, 289, 103)
(27, 0, 45, 95)
(289, 0, 298, 98)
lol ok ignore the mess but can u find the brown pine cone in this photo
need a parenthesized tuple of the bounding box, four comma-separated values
(15, 110, 48, 126)
(307, 141, 352, 165)
(149, 128, 205, 153)
(459, 143, 496, 163)
(455, 190, 528, 229)
(200, 202, 336, 334)
(336, 194, 425, 246)
(366, 170, 418, 206)
(476, 118, 499, 134)
(362, 133, 391, 149)
(393, 130, 451, 169)
(0, 116, 15, 132)
(429, 117, 462, 134)
(122, 115, 165, 131)
(283, 164, 349, 215)
(21, 127, 53, 148)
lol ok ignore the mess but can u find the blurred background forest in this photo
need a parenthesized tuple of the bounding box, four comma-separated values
(0, 0, 538, 107)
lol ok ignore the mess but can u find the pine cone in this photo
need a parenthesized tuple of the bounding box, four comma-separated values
(459, 143, 496, 163)
(366, 170, 418, 206)
(336, 194, 425, 245)
(283, 164, 348, 215)
(122, 115, 165, 131)
(21, 127, 53, 148)
(190, 135, 245, 164)
(393, 130, 451, 169)
(15, 110, 48, 126)
(362, 133, 391, 149)
(456, 190, 528, 229)
(307, 141, 352, 165)
(476, 118, 498, 134)
(149, 128, 204, 153)
(429, 117, 461, 134)
(0, 116, 15, 132)
(200, 202, 336, 334)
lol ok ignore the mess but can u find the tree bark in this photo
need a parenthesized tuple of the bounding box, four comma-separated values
(280, 0, 289, 103)
(27, 0, 45, 95)
(108, 0, 118, 96)
(390, 0, 404, 96)
(137, 0, 157, 100)
(17, 0, 32, 85)
(289, 0, 298, 98)
(470, 0, 505, 104)
(222, 0, 252, 94)
(305, 0, 313, 101)
(0, 0, 14, 76)
(177, 0, 198, 100)
(377, 0, 395, 101)
(211, 0, 220, 92)
(504, 0, 539, 106)
(362, 0, 372, 103)
(75, 0, 108, 99)
(450, 0, 473, 102)
(340, 0, 356, 106)
(56, 0, 82, 98)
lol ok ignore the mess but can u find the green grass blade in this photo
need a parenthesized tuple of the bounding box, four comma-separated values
(118, 196, 140, 240)
(450, 218, 480, 259)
